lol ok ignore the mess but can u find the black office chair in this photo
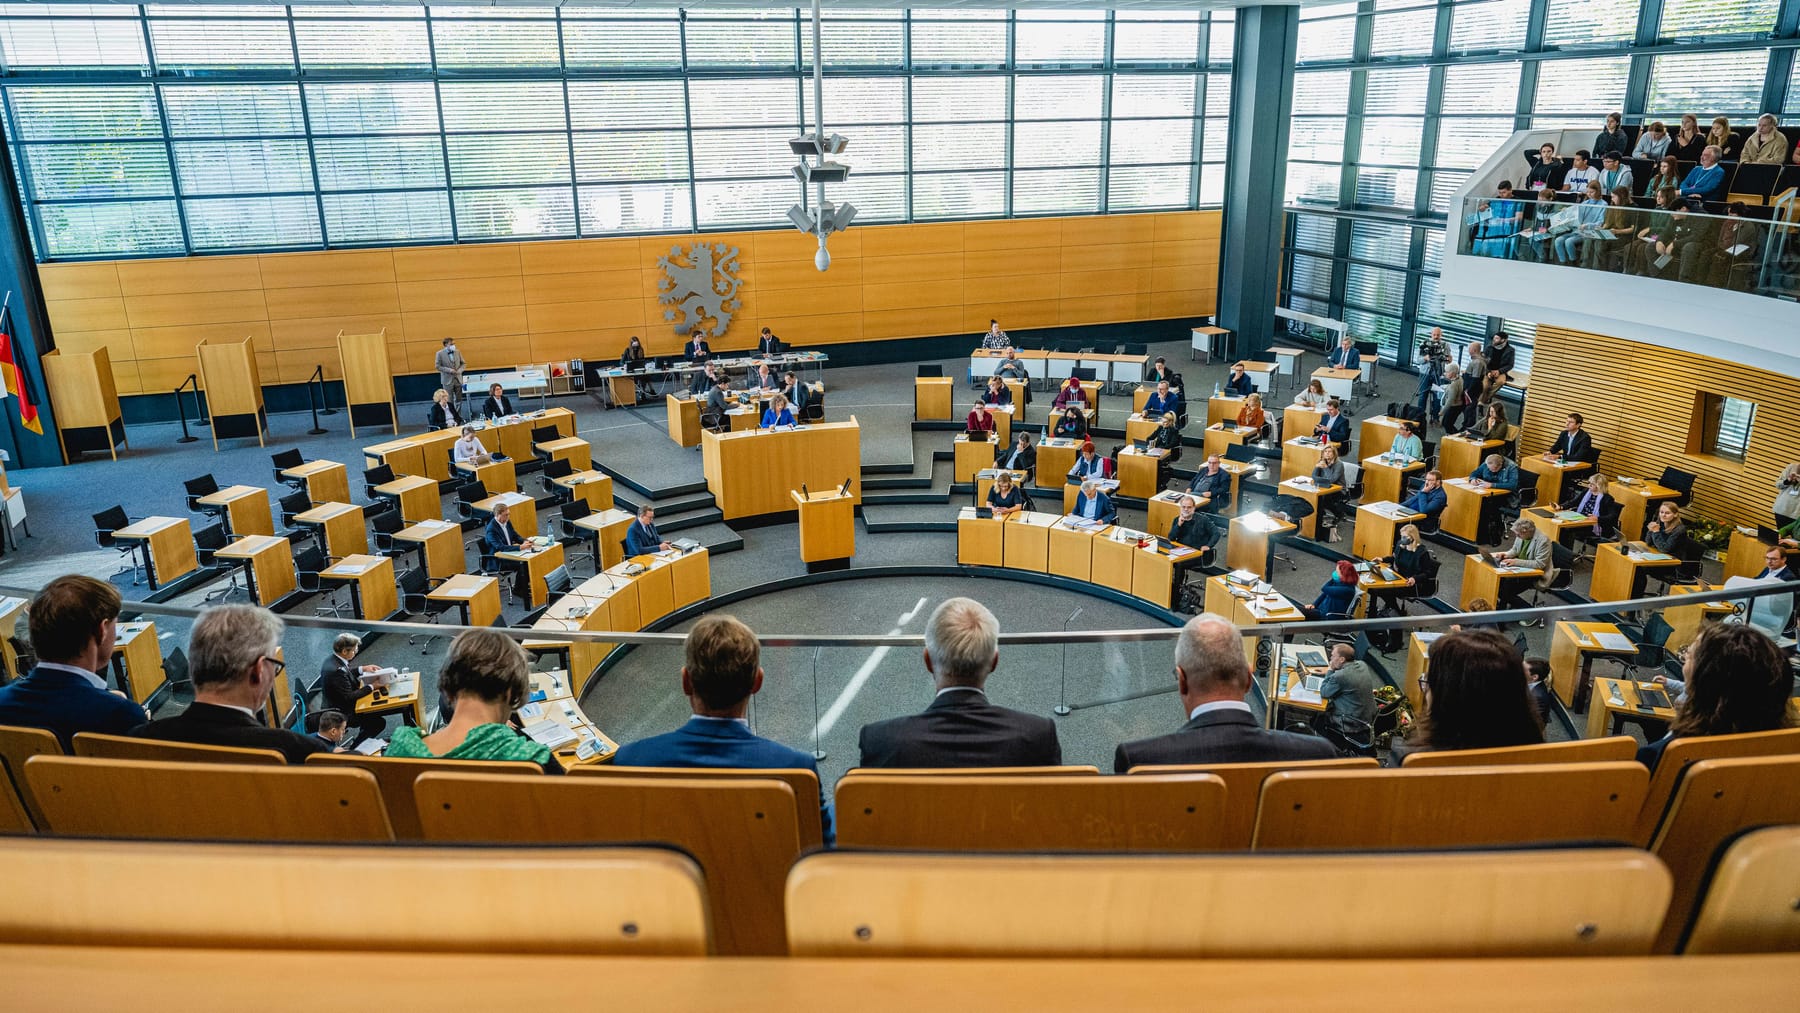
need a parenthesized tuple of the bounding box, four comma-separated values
(1643, 536, 1705, 596)
(1658, 467, 1697, 507)
(530, 425, 563, 464)
(184, 475, 224, 518)
(192, 522, 241, 602)
(476, 552, 518, 604)
(368, 505, 410, 561)
(277, 490, 311, 529)
(802, 386, 826, 421)
(293, 544, 348, 617)
(271, 448, 306, 490)
(92, 505, 143, 585)
(541, 456, 575, 498)
(557, 500, 597, 573)
(395, 565, 452, 652)
(455, 480, 489, 521)
(1626, 613, 1677, 679)
(363, 464, 396, 499)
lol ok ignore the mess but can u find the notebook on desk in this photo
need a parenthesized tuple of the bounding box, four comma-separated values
(1592, 632, 1636, 652)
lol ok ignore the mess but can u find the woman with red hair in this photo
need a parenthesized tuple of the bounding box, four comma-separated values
(1302, 560, 1360, 620)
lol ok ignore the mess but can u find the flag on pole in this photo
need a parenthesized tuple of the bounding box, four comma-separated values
(0, 327, 43, 435)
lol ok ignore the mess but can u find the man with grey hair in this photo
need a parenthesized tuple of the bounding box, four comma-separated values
(857, 597, 1061, 768)
(132, 605, 327, 763)
(1113, 614, 1334, 772)
(1492, 516, 1556, 624)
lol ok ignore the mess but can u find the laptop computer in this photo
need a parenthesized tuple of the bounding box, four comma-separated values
(1478, 548, 1502, 567)
(974, 506, 994, 519)
(917, 364, 943, 378)
(1757, 525, 1781, 544)
(1132, 438, 1149, 451)
(1141, 408, 1163, 420)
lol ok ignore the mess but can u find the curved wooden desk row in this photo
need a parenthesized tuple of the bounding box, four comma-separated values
(955, 509, 1196, 610)
(362, 408, 576, 482)
(523, 546, 712, 702)
(700, 418, 861, 521)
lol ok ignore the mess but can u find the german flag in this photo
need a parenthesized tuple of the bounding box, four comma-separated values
(0, 330, 43, 435)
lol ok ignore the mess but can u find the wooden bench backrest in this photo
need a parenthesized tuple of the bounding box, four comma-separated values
(1650, 755, 1800, 953)
(834, 773, 1229, 852)
(72, 731, 286, 767)
(571, 765, 824, 851)
(1128, 758, 1378, 848)
(307, 753, 544, 840)
(0, 725, 61, 829)
(413, 771, 800, 957)
(1401, 736, 1639, 768)
(1635, 728, 1800, 844)
(786, 848, 1670, 959)
(837, 766, 1100, 779)
(0, 762, 30, 834)
(0, 837, 708, 955)
(25, 756, 393, 842)
(1682, 825, 1800, 955)
(1253, 762, 1648, 850)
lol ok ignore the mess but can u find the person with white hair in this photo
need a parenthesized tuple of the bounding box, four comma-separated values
(857, 597, 1061, 768)
(1113, 614, 1334, 771)
(132, 605, 327, 763)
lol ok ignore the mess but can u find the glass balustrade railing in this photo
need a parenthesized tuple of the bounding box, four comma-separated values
(1454, 189, 1800, 301)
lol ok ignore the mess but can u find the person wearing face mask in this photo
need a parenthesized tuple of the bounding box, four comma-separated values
(435, 337, 465, 410)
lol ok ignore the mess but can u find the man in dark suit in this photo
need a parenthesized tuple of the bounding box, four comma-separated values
(308, 710, 349, 752)
(684, 328, 712, 363)
(1543, 411, 1593, 463)
(0, 575, 146, 750)
(483, 500, 523, 556)
(1314, 400, 1351, 451)
(615, 614, 832, 844)
(995, 432, 1036, 479)
(1185, 453, 1233, 513)
(781, 372, 811, 417)
(625, 505, 672, 556)
(859, 598, 1061, 768)
(1757, 545, 1800, 582)
(1524, 658, 1554, 724)
(757, 327, 782, 356)
(1168, 494, 1216, 567)
(480, 382, 514, 420)
(320, 632, 385, 741)
(132, 605, 327, 764)
(1114, 614, 1335, 772)
(689, 361, 720, 396)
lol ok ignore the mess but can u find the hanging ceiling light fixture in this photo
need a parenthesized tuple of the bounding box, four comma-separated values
(785, 0, 855, 271)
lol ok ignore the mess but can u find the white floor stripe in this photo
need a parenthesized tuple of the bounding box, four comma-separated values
(813, 595, 928, 737)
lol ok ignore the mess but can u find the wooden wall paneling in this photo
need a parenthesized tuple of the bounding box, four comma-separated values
(966, 300, 1060, 333)
(42, 296, 129, 333)
(395, 276, 526, 314)
(273, 348, 339, 383)
(755, 311, 865, 344)
(263, 283, 402, 322)
(963, 273, 1060, 305)
(1060, 215, 1149, 247)
(523, 296, 646, 336)
(755, 285, 862, 319)
(123, 290, 269, 331)
(1151, 210, 1221, 243)
(753, 256, 865, 292)
(518, 237, 642, 276)
(752, 227, 860, 262)
(1060, 242, 1154, 274)
(133, 322, 272, 363)
(1519, 327, 1800, 529)
(856, 252, 962, 286)
(863, 279, 962, 312)
(115, 255, 262, 297)
(391, 244, 521, 283)
(133, 357, 197, 396)
(400, 306, 528, 346)
(962, 218, 1065, 251)
(48, 329, 133, 362)
(1060, 269, 1147, 299)
(532, 326, 643, 363)
(1061, 292, 1156, 326)
(256, 250, 396, 289)
(859, 222, 962, 258)
(269, 314, 406, 351)
(865, 305, 964, 341)
(521, 268, 644, 306)
(36, 261, 122, 301)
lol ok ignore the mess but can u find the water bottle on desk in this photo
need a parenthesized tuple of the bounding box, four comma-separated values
(1212, 381, 1221, 397)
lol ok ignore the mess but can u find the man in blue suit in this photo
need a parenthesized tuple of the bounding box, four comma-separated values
(615, 614, 833, 845)
(1143, 379, 1182, 418)
(0, 575, 146, 750)
(625, 504, 672, 556)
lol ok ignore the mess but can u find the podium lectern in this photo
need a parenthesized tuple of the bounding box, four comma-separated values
(337, 329, 397, 436)
(196, 336, 265, 449)
(41, 346, 126, 460)
(791, 488, 854, 571)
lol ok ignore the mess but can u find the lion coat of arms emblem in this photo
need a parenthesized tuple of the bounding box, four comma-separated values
(657, 242, 742, 339)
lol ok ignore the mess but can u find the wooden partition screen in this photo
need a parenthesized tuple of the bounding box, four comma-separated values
(37, 212, 1222, 400)
(195, 335, 265, 450)
(1518, 327, 1800, 530)
(336, 328, 397, 437)
(40, 346, 126, 461)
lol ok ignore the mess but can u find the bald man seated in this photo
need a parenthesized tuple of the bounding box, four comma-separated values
(1113, 613, 1336, 772)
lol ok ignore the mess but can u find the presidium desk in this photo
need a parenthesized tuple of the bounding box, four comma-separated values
(700, 419, 861, 521)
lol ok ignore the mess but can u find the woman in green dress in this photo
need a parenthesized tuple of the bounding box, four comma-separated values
(386, 629, 554, 770)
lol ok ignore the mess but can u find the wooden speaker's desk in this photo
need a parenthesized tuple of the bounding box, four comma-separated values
(196, 485, 273, 538)
(1280, 436, 1326, 483)
(572, 508, 635, 571)
(956, 507, 1004, 566)
(212, 534, 295, 606)
(1131, 385, 1180, 413)
(427, 573, 503, 628)
(1225, 512, 1296, 579)
(1519, 455, 1591, 507)
(368, 410, 575, 479)
(110, 620, 166, 705)
(1062, 478, 1121, 514)
(1608, 479, 1682, 542)
(552, 471, 615, 513)
(320, 554, 398, 621)
(791, 489, 855, 567)
(1440, 478, 1508, 542)
(529, 548, 709, 695)
(374, 475, 442, 525)
(1439, 434, 1502, 480)
(1548, 621, 1638, 708)
(294, 502, 367, 560)
(1090, 526, 1150, 597)
(974, 469, 1028, 509)
(281, 459, 350, 505)
(913, 376, 952, 420)
(1360, 454, 1425, 505)
(1351, 502, 1424, 562)
(1459, 554, 1543, 610)
(954, 434, 996, 483)
(1590, 542, 1680, 605)
(701, 419, 861, 521)
(1125, 413, 1162, 444)
(498, 541, 566, 610)
(392, 519, 465, 581)
(1276, 477, 1339, 539)
(1522, 506, 1589, 548)
(455, 458, 517, 498)
(666, 394, 702, 447)
(111, 516, 197, 590)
